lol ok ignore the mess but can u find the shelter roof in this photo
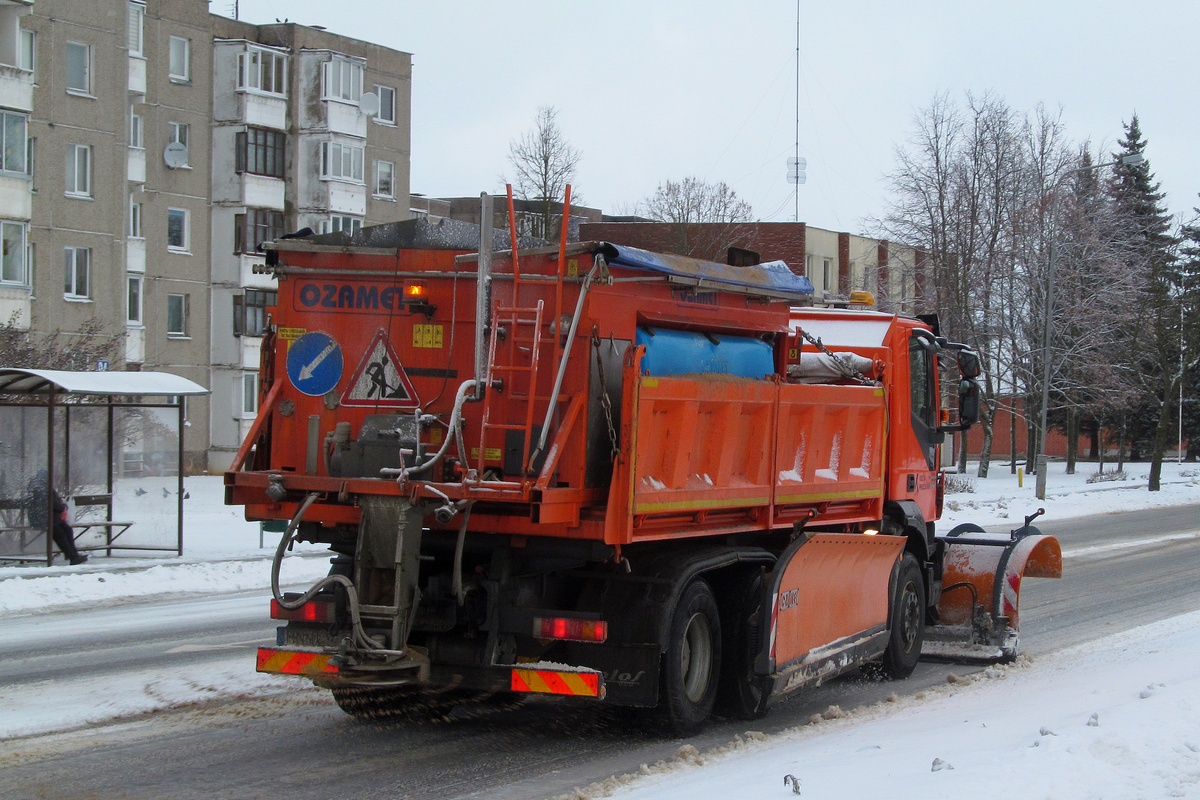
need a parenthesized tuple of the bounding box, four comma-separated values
(0, 369, 208, 397)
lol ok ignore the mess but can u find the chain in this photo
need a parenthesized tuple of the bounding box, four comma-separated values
(592, 330, 620, 463)
(797, 328, 876, 385)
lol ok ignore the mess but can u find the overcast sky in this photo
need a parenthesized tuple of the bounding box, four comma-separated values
(231, 0, 1198, 235)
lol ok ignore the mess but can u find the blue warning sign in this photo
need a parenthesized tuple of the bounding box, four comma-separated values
(286, 331, 343, 396)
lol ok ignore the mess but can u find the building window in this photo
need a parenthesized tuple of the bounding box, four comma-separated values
(234, 209, 284, 254)
(322, 56, 362, 103)
(320, 141, 363, 182)
(127, 274, 143, 325)
(235, 127, 285, 178)
(0, 111, 26, 174)
(66, 42, 91, 94)
(167, 121, 189, 166)
(374, 160, 395, 199)
(167, 208, 189, 251)
(168, 121, 188, 147)
(19, 29, 33, 73)
(129, 199, 142, 238)
(128, 3, 144, 57)
(167, 293, 188, 336)
(129, 109, 143, 148)
(64, 246, 90, 298)
(1, 221, 26, 284)
(237, 47, 286, 96)
(319, 215, 362, 236)
(373, 84, 395, 124)
(233, 289, 276, 336)
(241, 371, 258, 417)
(65, 144, 91, 196)
(822, 258, 832, 293)
(168, 36, 190, 82)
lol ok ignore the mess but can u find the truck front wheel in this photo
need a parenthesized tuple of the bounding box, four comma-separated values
(877, 552, 925, 679)
(660, 578, 722, 735)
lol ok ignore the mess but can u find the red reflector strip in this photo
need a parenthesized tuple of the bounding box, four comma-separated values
(511, 668, 601, 698)
(256, 647, 338, 676)
(270, 599, 333, 624)
(532, 616, 608, 643)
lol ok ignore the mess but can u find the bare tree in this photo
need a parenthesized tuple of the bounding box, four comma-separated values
(882, 92, 1036, 476)
(0, 314, 124, 372)
(506, 106, 581, 240)
(641, 176, 753, 259)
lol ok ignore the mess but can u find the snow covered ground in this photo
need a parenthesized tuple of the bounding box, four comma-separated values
(0, 461, 1198, 797)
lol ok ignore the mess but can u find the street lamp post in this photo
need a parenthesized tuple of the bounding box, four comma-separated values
(1036, 152, 1144, 500)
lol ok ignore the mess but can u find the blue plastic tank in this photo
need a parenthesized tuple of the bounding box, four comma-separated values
(635, 328, 774, 378)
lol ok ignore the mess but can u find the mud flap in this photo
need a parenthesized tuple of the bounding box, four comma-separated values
(761, 533, 905, 697)
(928, 525, 1062, 660)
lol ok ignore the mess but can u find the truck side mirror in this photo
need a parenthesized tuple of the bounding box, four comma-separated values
(958, 379, 980, 426)
(957, 351, 981, 379)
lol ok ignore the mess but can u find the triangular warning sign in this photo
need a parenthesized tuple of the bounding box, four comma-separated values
(340, 329, 420, 409)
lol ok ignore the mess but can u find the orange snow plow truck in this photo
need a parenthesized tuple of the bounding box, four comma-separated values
(227, 210, 1060, 734)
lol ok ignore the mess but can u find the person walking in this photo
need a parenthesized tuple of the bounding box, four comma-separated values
(26, 470, 87, 565)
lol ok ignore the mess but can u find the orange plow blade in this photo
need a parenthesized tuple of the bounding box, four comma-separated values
(928, 523, 1062, 660)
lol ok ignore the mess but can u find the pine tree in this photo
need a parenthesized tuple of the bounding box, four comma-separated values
(1105, 116, 1181, 490)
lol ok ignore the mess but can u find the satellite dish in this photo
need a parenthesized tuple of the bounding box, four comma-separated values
(358, 91, 379, 117)
(163, 142, 188, 169)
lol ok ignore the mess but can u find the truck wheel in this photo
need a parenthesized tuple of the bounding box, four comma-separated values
(877, 553, 925, 679)
(717, 572, 770, 720)
(661, 579, 722, 736)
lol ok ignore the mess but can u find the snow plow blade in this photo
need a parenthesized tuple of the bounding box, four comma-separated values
(925, 516, 1062, 661)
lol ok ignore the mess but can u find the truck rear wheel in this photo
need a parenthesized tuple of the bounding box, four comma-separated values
(660, 578, 722, 736)
(877, 552, 925, 679)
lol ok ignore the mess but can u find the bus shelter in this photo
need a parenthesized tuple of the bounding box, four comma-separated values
(0, 369, 208, 566)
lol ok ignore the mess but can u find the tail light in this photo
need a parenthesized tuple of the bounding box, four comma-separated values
(533, 616, 607, 643)
(270, 598, 334, 624)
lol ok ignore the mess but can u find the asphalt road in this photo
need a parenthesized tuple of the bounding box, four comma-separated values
(1, 503, 1198, 800)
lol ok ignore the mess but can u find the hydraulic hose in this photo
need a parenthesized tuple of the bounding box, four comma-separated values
(452, 500, 474, 606)
(388, 378, 478, 481)
(270, 492, 382, 651)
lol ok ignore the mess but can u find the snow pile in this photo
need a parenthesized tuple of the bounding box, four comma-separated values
(0, 658, 329, 740)
(0, 556, 331, 616)
(940, 462, 1200, 529)
(585, 611, 1200, 800)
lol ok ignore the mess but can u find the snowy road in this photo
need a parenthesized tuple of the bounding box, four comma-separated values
(0, 590, 274, 686)
(1, 503, 1198, 800)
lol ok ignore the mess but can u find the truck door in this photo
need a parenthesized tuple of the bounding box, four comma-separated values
(908, 334, 941, 470)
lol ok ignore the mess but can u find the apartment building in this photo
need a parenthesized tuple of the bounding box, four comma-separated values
(0, 1, 33, 332)
(207, 17, 411, 471)
(6, 1, 410, 472)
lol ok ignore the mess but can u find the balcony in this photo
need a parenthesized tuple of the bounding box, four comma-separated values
(238, 253, 276, 290)
(238, 92, 286, 130)
(325, 181, 366, 215)
(126, 237, 145, 273)
(125, 327, 145, 365)
(0, 173, 30, 221)
(128, 55, 146, 96)
(0, 64, 32, 112)
(242, 173, 284, 210)
(325, 100, 366, 138)
(127, 148, 146, 184)
(239, 335, 262, 369)
(0, 285, 28, 330)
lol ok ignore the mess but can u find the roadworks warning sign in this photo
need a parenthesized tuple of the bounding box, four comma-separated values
(340, 329, 419, 409)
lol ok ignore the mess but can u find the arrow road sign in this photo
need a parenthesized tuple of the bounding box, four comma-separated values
(286, 331, 343, 396)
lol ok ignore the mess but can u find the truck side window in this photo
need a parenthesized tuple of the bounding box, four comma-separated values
(909, 336, 939, 469)
(909, 339, 931, 424)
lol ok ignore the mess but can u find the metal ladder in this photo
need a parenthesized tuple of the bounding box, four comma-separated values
(477, 298, 545, 479)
